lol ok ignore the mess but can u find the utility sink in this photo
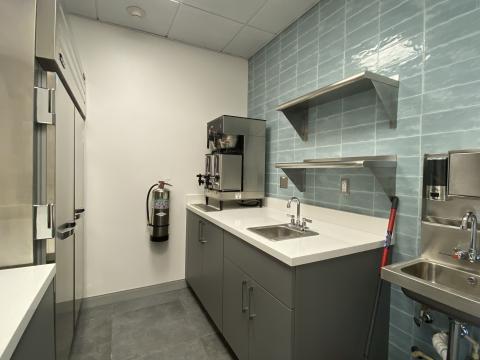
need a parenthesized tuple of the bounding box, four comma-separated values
(382, 259, 480, 325)
(248, 224, 318, 241)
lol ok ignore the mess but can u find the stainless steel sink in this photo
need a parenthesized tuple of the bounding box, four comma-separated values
(247, 224, 318, 241)
(382, 259, 480, 325)
(402, 261, 480, 296)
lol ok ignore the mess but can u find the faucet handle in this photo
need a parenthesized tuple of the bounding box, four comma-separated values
(301, 217, 312, 230)
(468, 249, 480, 263)
(286, 214, 295, 224)
(452, 248, 469, 261)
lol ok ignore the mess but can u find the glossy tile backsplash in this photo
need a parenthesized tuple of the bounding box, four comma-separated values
(248, 0, 480, 358)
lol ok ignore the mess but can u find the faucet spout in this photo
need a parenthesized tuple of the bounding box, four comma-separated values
(460, 212, 479, 263)
(287, 197, 301, 224)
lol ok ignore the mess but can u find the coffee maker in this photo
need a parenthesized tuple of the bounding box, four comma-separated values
(196, 115, 265, 210)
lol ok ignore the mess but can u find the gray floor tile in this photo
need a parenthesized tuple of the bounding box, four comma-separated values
(71, 338, 111, 360)
(112, 289, 183, 316)
(136, 339, 210, 360)
(71, 287, 235, 360)
(200, 333, 234, 360)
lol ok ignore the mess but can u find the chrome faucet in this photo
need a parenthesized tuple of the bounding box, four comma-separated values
(455, 212, 480, 263)
(286, 197, 312, 231)
(287, 197, 301, 225)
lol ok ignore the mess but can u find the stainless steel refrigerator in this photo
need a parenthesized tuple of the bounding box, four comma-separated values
(0, 0, 86, 359)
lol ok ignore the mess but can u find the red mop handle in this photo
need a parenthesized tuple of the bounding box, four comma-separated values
(381, 197, 399, 267)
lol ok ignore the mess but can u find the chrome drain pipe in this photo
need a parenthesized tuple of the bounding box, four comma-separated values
(447, 320, 462, 360)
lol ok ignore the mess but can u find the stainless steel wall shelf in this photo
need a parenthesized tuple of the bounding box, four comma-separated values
(276, 71, 399, 141)
(276, 155, 397, 198)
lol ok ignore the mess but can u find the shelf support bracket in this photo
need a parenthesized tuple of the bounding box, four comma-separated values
(282, 108, 308, 141)
(369, 166, 397, 200)
(282, 168, 306, 192)
(371, 80, 398, 129)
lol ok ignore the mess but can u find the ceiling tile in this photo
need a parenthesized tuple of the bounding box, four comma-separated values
(97, 0, 179, 37)
(169, 5, 243, 52)
(180, 0, 266, 23)
(224, 26, 274, 58)
(249, 0, 319, 34)
(62, 0, 97, 19)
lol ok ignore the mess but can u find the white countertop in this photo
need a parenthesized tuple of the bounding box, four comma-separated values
(187, 196, 389, 266)
(0, 264, 56, 360)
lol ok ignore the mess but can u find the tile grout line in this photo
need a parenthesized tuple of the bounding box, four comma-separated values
(418, 0, 426, 262)
(372, 0, 380, 217)
(426, 5, 480, 33)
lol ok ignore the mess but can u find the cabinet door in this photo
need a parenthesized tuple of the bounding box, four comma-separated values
(185, 211, 203, 296)
(200, 221, 224, 330)
(249, 280, 293, 360)
(223, 259, 250, 360)
(11, 281, 55, 360)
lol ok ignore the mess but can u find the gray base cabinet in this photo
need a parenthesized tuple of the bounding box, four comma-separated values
(185, 211, 223, 330)
(248, 277, 293, 360)
(223, 258, 250, 360)
(185, 210, 389, 360)
(224, 233, 293, 360)
(223, 257, 293, 360)
(11, 281, 55, 360)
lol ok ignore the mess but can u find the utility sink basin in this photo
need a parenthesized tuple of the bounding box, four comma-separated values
(382, 259, 480, 325)
(247, 224, 318, 241)
(402, 261, 480, 296)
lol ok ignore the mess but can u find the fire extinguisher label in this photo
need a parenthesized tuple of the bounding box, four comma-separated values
(154, 199, 169, 209)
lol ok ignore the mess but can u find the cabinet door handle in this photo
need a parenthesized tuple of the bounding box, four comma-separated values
(248, 286, 256, 319)
(241, 280, 248, 313)
(199, 221, 207, 243)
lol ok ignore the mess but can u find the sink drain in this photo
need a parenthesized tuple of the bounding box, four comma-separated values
(467, 276, 477, 286)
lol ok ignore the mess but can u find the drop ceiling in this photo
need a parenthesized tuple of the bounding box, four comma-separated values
(62, 0, 320, 58)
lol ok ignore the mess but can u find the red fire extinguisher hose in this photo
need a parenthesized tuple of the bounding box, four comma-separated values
(364, 196, 399, 359)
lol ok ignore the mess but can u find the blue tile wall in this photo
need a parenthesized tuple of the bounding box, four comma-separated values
(248, 0, 480, 358)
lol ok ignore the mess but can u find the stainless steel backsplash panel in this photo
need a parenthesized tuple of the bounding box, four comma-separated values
(422, 150, 480, 270)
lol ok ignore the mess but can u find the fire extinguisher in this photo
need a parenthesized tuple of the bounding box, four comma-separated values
(146, 180, 172, 242)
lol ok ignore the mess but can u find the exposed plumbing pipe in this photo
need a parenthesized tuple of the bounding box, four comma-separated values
(432, 332, 448, 360)
(464, 334, 480, 360)
(432, 322, 480, 360)
(448, 320, 462, 360)
(411, 346, 435, 360)
(460, 325, 480, 360)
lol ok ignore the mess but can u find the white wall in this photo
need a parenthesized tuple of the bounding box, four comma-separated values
(69, 16, 248, 297)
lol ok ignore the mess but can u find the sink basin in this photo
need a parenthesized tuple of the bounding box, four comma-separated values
(401, 261, 480, 297)
(382, 259, 480, 325)
(247, 224, 318, 241)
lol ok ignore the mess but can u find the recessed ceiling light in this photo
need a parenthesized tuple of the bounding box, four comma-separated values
(126, 6, 146, 18)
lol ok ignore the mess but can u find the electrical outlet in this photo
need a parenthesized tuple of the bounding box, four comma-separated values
(341, 178, 350, 194)
(280, 176, 289, 189)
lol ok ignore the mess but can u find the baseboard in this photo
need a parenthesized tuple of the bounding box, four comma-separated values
(82, 279, 187, 309)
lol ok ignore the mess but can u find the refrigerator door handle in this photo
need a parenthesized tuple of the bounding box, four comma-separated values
(74, 208, 85, 220)
(57, 221, 76, 240)
(48, 203, 55, 230)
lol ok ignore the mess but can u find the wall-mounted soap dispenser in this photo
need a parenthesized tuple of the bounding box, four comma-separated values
(424, 155, 448, 201)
